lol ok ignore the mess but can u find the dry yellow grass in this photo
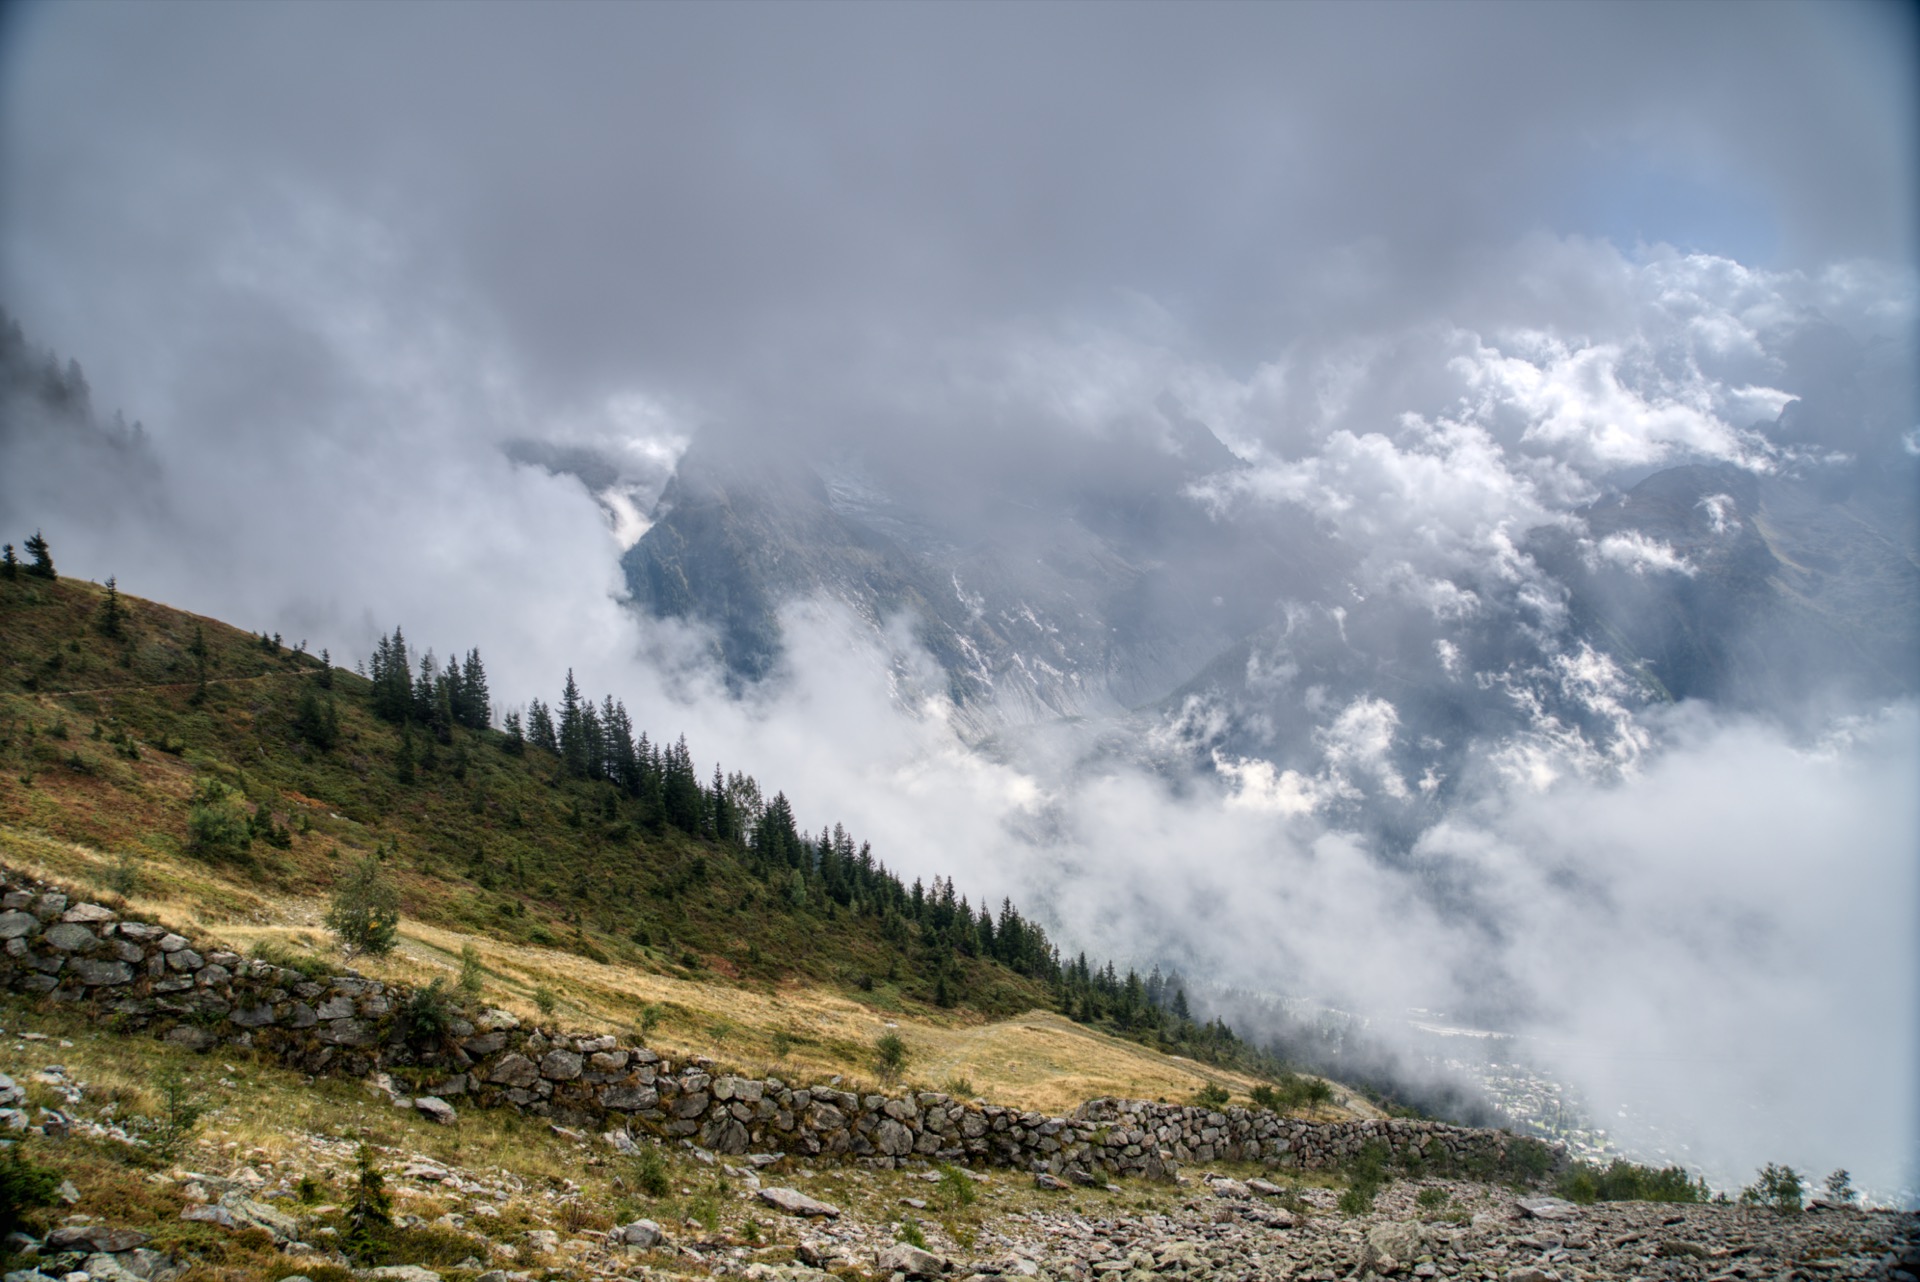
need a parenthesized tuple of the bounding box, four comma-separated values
(1, 821, 1370, 1120)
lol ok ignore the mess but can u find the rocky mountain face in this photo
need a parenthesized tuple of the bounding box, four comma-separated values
(623, 409, 1918, 797)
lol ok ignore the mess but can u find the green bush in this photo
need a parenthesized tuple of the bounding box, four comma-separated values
(0, 1141, 62, 1237)
(1558, 1158, 1708, 1205)
(402, 979, 456, 1044)
(935, 1163, 977, 1211)
(326, 854, 400, 958)
(187, 778, 252, 860)
(134, 1066, 209, 1165)
(632, 1143, 671, 1198)
(898, 1215, 928, 1248)
(345, 1143, 394, 1262)
(1192, 1082, 1231, 1110)
(873, 1031, 910, 1084)
(1740, 1162, 1804, 1215)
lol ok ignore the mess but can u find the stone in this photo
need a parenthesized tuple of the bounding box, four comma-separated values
(1362, 1222, 1424, 1274)
(876, 1243, 950, 1278)
(314, 995, 355, 1020)
(180, 1205, 239, 1229)
(230, 1003, 277, 1028)
(876, 1119, 914, 1157)
(359, 1268, 444, 1282)
(317, 1018, 375, 1047)
(42, 923, 96, 952)
(487, 1054, 540, 1088)
(60, 903, 115, 924)
(164, 1026, 217, 1052)
(114, 922, 165, 941)
(414, 1096, 458, 1126)
(70, 959, 134, 986)
(610, 1219, 664, 1247)
(218, 1192, 301, 1241)
(1515, 1197, 1580, 1221)
(45, 1226, 148, 1253)
(757, 1187, 842, 1218)
(538, 1050, 583, 1081)
(1033, 1172, 1071, 1191)
(0, 911, 38, 940)
(600, 1082, 657, 1111)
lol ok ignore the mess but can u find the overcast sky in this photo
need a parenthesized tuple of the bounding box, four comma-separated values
(2, 0, 1915, 1200)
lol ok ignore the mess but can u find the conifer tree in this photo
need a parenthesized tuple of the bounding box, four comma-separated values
(527, 698, 557, 753)
(459, 648, 490, 729)
(96, 575, 127, 637)
(1, 544, 17, 579)
(318, 647, 334, 689)
(187, 623, 210, 704)
(22, 530, 53, 580)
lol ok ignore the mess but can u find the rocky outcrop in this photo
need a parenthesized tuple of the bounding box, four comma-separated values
(0, 868, 1545, 1185)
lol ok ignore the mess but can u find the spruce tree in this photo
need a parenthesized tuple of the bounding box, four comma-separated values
(96, 575, 127, 637)
(1, 544, 16, 579)
(187, 623, 210, 704)
(23, 531, 54, 580)
(460, 648, 490, 729)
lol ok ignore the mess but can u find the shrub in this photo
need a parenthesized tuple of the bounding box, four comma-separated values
(1823, 1169, 1855, 1205)
(402, 979, 455, 1044)
(1740, 1162, 1804, 1215)
(1338, 1140, 1391, 1215)
(632, 1143, 671, 1197)
(942, 1076, 976, 1098)
(186, 778, 252, 860)
(1558, 1158, 1708, 1205)
(135, 1067, 208, 1164)
(898, 1215, 928, 1248)
(457, 944, 485, 1001)
(873, 1031, 910, 1084)
(345, 1144, 394, 1262)
(533, 985, 558, 1018)
(326, 854, 400, 958)
(1192, 1082, 1231, 1110)
(1417, 1185, 1451, 1210)
(935, 1163, 977, 1211)
(0, 1142, 62, 1237)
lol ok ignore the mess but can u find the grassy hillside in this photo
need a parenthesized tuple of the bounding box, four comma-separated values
(0, 566, 1362, 1117)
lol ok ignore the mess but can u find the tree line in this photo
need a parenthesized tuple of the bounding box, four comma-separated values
(357, 626, 1283, 1074)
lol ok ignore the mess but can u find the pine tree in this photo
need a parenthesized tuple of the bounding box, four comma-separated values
(527, 698, 557, 753)
(22, 531, 54, 580)
(318, 647, 334, 689)
(96, 575, 127, 637)
(1, 544, 16, 579)
(557, 670, 588, 777)
(501, 709, 526, 755)
(459, 648, 490, 729)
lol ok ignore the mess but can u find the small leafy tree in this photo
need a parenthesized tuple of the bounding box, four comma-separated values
(23, 530, 53, 580)
(533, 984, 558, 1018)
(457, 943, 485, 1001)
(1740, 1162, 1804, 1214)
(186, 778, 253, 860)
(1822, 1169, 1855, 1205)
(326, 853, 400, 958)
(873, 1031, 910, 1084)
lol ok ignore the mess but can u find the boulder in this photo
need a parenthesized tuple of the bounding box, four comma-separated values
(414, 1096, 458, 1126)
(1515, 1197, 1580, 1221)
(45, 1225, 148, 1253)
(876, 1243, 950, 1278)
(61, 903, 115, 924)
(610, 1219, 664, 1247)
(486, 1053, 540, 1089)
(757, 1187, 842, 1218)
(1361, 1222, 1424, 1274)
(538, 1049, 583, 1081)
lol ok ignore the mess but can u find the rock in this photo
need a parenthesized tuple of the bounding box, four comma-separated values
(358, 1268, 444, 1282)
(181, 1204, 239, 1228)
(1361, 1222, 1423, 1274)
(603, 1130, 639, 1154)
(61, 903, 115, 924)
(609, 1219, 664, 1247)
(876, 1243, 950, 1277)
(524, 1229, 559, 1252)
(163, 1026, 217, 1052)
(1208, 1176, 1250, 1198)
(538, 1050, 583, 1081)
(757, 1187, 842, 1218)
(600, 1082, 658, 1111)
(876, 1118, 914, 1157)
(45, 1226, 148, 1253)
(487, 1054, 540, 1089)
(1658, 1240, 1709, 1258)
(0, 911, 38, 940)
(70, 958, 134, 986)
(42, 922, 97, 952)
(1515, 1197, 1580, 1221)
(414, 1096, 458, 1126)
(1505, 1271, 1556, 1282)
(1033, 1172, 1071, 1190)
(1246, 1178, 1286, 1196)
(218, 1192, 302, 1241)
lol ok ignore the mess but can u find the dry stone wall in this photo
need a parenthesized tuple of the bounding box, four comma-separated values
(0, 869, 1546, 1184)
